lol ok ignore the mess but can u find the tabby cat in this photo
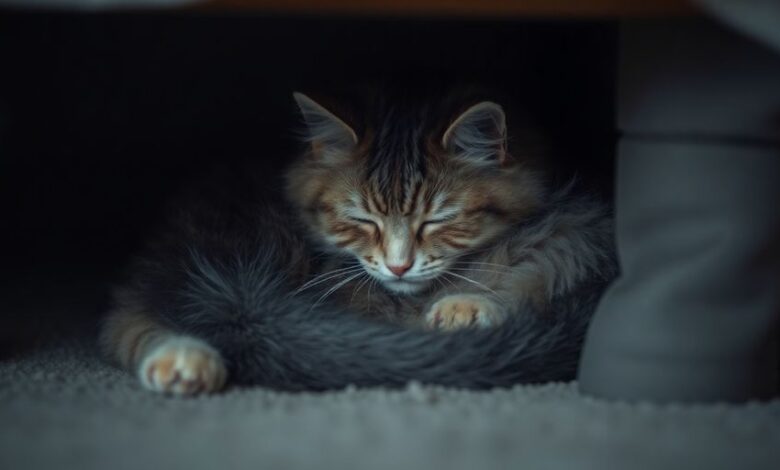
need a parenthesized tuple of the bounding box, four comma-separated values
(100, 90, 615, 395)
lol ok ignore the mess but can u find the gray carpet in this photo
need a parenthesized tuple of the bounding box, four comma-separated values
(1, 278, 779, 470)
(2, 337, 780, 470)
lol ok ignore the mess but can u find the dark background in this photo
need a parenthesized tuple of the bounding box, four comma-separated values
(0, 10, 617, 351)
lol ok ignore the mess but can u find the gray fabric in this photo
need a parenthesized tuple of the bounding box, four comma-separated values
(697, 0, 780, 53)
(2, 338, 780, 470)
(579, 140, 780, 402)
(579, 17, 780, 403)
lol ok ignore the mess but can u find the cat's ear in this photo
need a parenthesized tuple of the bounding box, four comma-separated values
(293, 92, 357, 161)
(442, 101, 508, 167)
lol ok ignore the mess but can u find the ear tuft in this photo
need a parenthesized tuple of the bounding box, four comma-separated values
(442, 101, 507, 166)
(293, 92, 357, 161)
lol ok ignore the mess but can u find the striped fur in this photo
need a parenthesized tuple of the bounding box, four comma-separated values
(100, 91, 616, 395)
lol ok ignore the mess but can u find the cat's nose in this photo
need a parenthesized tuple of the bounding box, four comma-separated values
(386, 261, 413, 278)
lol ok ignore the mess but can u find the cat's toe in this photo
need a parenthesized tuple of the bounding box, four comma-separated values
(425, 294, 505, 330)
(139, 337, 227, 396)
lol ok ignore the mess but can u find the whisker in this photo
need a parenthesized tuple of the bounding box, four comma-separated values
(449, 261, 513, 270)
(349, 274, 372, 305)
(442, 274, 460, 293)
(295, 271, 362, 296)
(442, 271, 501, 298)
(294, 266, 363, 294)
(300, 270, 365, 299)
(447, 267, 516, 277)
(366, 278, 376, 315)
(442, 274, 505, 309)
(299, 264, 360, 284)
(310, 271, 365, 311)
(419, 262, 512, 278)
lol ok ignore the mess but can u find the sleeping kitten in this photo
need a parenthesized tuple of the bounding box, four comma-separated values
(100, 91, 614, 395)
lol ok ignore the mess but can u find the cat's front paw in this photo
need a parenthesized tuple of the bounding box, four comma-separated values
(139, 337, 227, 396)
(425, 294, 506, 330)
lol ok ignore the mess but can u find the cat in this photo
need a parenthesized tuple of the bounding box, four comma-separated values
(100, 89, 616, 395)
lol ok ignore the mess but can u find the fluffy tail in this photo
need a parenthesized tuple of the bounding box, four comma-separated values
(137, 245, 606, 391)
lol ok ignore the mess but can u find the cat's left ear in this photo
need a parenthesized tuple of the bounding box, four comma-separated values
(442, 101, 508, 167)
(293, 92, 357, 162)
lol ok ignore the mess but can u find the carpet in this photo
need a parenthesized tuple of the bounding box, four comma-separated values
(1, 277, 779, 470)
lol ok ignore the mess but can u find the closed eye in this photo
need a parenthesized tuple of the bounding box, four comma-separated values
(417, 217, 454, 238)
(422, 218, 449, 226)
(349, 217, 378, 228)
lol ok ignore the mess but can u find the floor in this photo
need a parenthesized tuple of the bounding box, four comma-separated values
(1, 279, 779, 470)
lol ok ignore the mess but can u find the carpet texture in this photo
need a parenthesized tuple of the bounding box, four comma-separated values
(2, 336, 779, 470)
(1, 277, 778, 470)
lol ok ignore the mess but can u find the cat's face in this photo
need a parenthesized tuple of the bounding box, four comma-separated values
(287, 93, 542, 295)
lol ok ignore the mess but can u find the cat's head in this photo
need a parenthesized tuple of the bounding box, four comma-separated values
(286, 92, 543, 295)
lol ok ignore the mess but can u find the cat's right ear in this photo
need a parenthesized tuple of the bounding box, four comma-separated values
(442, 101, 508, 167)
(293, 92, 357, 162)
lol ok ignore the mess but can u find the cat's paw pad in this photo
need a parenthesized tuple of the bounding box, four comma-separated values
(426, 294, 505, 330)
(139, 337, 227, 396)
